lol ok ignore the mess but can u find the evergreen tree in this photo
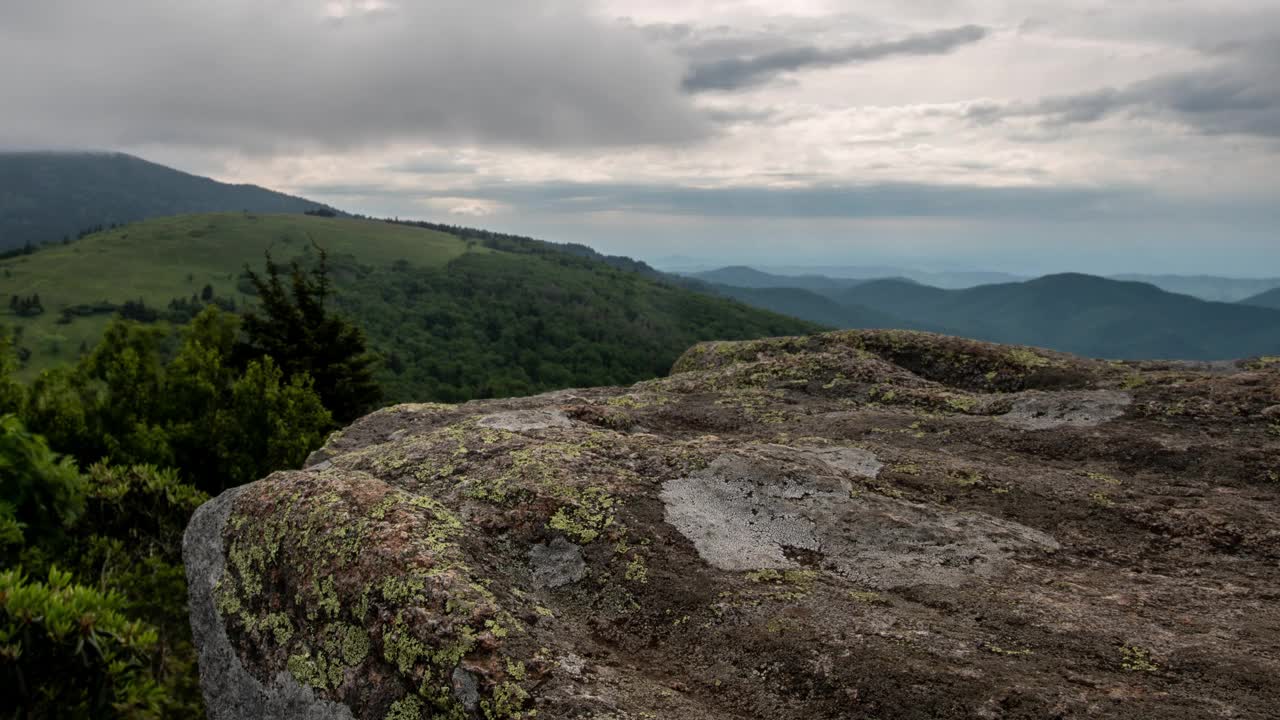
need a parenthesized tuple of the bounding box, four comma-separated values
(236, 248, 381, 423)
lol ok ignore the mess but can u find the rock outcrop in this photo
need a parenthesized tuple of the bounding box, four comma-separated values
(185, 330, 1280, 719)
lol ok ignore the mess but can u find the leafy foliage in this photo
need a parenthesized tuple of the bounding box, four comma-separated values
(0, 414, 82, 560)
(0, 415, 206, 718)
(0, 332, 24, 415)
(0, 567, 167, 719)
(0, 246, 387, 717)
(21, 308, 332, 495)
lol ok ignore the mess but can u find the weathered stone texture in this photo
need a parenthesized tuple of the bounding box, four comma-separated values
(186, 330, 1280, 719)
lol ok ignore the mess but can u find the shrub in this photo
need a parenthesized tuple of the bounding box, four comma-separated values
(0, 567, 165, 719)
(0, 414, 83, 561)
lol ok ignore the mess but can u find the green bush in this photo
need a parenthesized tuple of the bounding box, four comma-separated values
(0, 332, 23, 415)
(0, 566, 165, 720)
(0, 414, 83, 562)
(21, 308, 332, 495)
(0, 424, 208, 718)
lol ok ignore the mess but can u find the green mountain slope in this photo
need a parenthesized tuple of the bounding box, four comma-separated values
(1240, 287, 1280, 310)
(839, 273, 1280, 360)
(0, 213, 817, 401)
(0, 152, 331, 251)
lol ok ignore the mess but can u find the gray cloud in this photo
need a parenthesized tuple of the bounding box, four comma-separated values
(300, 178, 1147, 221)
(384, 157, 476, 175)
(683, 25, 989, 92)
(969, 40, 1280, 138)
(0, 0, 709, 152)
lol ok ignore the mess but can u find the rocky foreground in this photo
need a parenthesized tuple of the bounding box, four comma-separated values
(184, 330, 1280, 719)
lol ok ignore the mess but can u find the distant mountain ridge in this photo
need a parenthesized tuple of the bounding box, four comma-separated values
(690, 266, 869, 292)
(838, 273, 1280, 360)
(1114, 274, 1280, 303)
(0, 151, 334, 250)
(685, 265, 1280, 302)
(705, 283, 933, 333)
(1241, 287, 1280, 310)
(765, 265, 1027, 289)
(689, 266, 1280, 360)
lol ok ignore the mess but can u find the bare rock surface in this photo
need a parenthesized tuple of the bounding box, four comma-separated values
(528, 538, 587, 589)
(996, 389, 1133, 430)
(185, 330, 1280, 719)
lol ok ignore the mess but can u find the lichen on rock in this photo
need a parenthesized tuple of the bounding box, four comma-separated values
(186, 329, 1280, 719)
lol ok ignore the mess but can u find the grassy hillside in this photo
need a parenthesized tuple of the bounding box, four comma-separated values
(0, 152, 332, 251)
(2, 213, 468, 375)
(1, 212, 816, 400)
(1240, 287, 1280, 310)
(839, 273, 1280, 360)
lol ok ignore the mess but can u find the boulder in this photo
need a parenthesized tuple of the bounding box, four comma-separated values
(186, 330, 1280, 719)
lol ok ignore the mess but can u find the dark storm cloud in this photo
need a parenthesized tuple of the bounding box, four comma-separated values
(0, 0, 710, 152)
(969, 40, 1280, 138)
(682, 25, 990, 92)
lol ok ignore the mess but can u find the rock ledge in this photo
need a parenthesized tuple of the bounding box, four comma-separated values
(186, 330, 1280, 719)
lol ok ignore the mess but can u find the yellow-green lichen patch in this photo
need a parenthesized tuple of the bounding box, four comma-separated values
(1119, 645, 1159, 672)
(548, 486, 617, 543)
(481, 681, 533, 720)
(215, 471, 523, 717)
(624, 554, 649, 584)
(1007, 348, 1053, 369)
(848, 590, 889, 605)
(984, 643, 1033, 657)
(283, 622, 373, 690)
(384, 695, 424, 720)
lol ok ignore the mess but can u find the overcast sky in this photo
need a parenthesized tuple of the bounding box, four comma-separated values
(3, 0, 1278, 275)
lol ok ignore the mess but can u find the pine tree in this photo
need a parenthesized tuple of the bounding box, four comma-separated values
(236, 248, 381, 423)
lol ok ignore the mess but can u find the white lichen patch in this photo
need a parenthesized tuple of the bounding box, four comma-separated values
(478, 409, 574, 432)
(661, 452, 1059, 587)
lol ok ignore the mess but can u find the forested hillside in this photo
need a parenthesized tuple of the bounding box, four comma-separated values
(0, 212, 817, 401)
(0, 152, 332, 251)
